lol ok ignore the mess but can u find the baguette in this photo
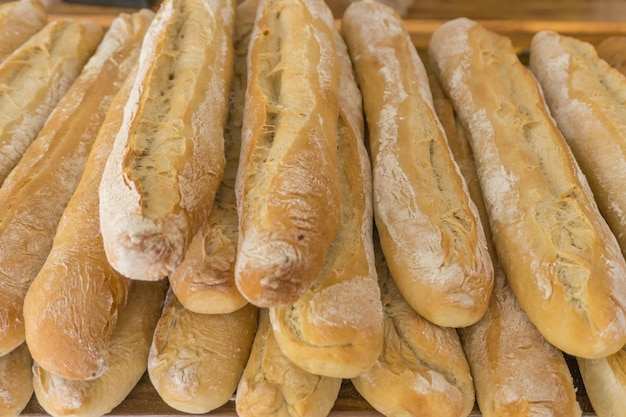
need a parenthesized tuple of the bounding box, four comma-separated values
(148, 290, 258, 414)
(268, 30, 383, 379)
(0, 0, 47, 63)
(234, 0, 342, 307)
(0, 18, 102, 187)
(33, 280, 168, 417)
(0, 342, 32, 417)
(169, 0, 257, 314)
(99, 0, 236, 281)
(430, 74, 582, 417)
(236, 309, 342, 417)
(596, 36, 626, 76)
(577, 348, 626, 417)
(351, 233, 475, 417)
(428, 17, 626, 359)
(341, 1, 493, 328)
(530, 31, 626, 258)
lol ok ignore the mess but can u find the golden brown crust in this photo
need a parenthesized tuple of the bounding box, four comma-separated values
(0, 0, 47, 63)
(578, 348, 626, 417)
(21, 11, 154, 380)
(341, 1, 493, 328)
(234, 0, 342, 307)
(429, 17, 626, 359)
(596, 36, 626, 76)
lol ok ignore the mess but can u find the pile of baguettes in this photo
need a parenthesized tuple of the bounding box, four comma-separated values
(2, 0, 626, 414)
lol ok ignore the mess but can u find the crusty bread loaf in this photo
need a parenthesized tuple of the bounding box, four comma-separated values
(0, 18, 102, 187)
(530, 31, 626, 257)
(577, 348, 626, 417)
(236, 309, 342, 417)
(33, 280, 168, 417)
(19, 11, 153, 380)
(351, 233, 475, 417)
(99, 0, 236, 282)
(429, 17, 626, 359)
(268, 30, 383, 379)
(0, 0, 47, 63)
(596, 36, 626, 76)
(0, 342, 33, 417)
(169, 0, 257, 314)
(234, 0, 342, 307)
(341, 1, 493, 328)
(148, 289, 258, 414)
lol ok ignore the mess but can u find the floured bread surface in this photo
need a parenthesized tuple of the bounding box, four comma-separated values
(341, 1, 493, 328)
(236, 309, 342, 417)
(148, 289, 258, 414)
(0, 0, 47, 63)
(269, 30, 383, 379)
(0, 19, 103, 187)
(530, 31, 626, 257)
(0, 342, 33, 417)
(429, 17, 626, 359)
(99, 0, 236, 281)
(578, 347, 626, 417)
(169, 0, 257, 314)
(234, 0, 341, 307)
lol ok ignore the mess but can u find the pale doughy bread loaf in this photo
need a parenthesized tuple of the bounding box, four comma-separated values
(269, 30, 383, 379)
(169, 0, 257, 314)
(0, 0, 47, 63)
(0, 342, 33, 417)
(236, 309, 342, 417)
(20, 12, 153, 380)
(351, 234, 475, 417)
(530, 31, 626, 258)
(33, 280, 168, 417)
(577, 348, 626, 417)
(234, 0, 342, 307)
(341, 1, 493, 328)
(596, 36, 626, 76)
(429, 17, 626, 359)
(99, 0, 236, 281)
(0, 18, 102, 187)
(148, 290, 258, 414)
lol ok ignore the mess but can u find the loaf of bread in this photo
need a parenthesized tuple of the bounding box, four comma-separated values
(0, 342, 33, 417)
(351, 233, 475, 417)
(234, 0, 342, 307)
(577, 348, 626, 417)
(269, 30, 383, 379)
(596, 36, 626, 76)
(99, 0, 236, 282)
(148, 289, 258, 414)
(341, 1, 493, 328)
(236, 309, 342, 417)
(429, 17, 626, 359)
(530, 32, 626, 256)
(0, 18, 102, 187)
(0, 0, 47, 63)
(33, 280, 168, 417)
(169, 0, 257, 314)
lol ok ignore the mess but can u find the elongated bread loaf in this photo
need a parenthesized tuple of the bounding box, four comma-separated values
(24, 12, 154, 380)
(351, 233, 475, 417)
(0, 342, 33, 417)
(148, 289, 258, 414)
(0, 0, 47, 63)
(577, 348, 626, 417)
(236, 309, 342, 417)
(530, 32, 626, 257)
(596, 36, 626, 76)
(430, 73, 582, 417)
(169, 0, 256, 314)
(234, 0, 342, 307)
(99, 0, 236, 281)
(0, 18, 102, 187)
(429, 17, 626, 359)
(341, 1, 493, 328)
(33, 280, 168, 417)
(269, 30, 383, 379)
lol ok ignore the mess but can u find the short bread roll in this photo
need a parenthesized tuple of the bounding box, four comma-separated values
(99, 0, 236, 281)
(234, 0, 342, 307)
(429, 17, 626, 359)
(341, 1, 493, 328)
(0, 343, 33, 417)
(577, 348, 626, 417)
(0, 0, 47, 63)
